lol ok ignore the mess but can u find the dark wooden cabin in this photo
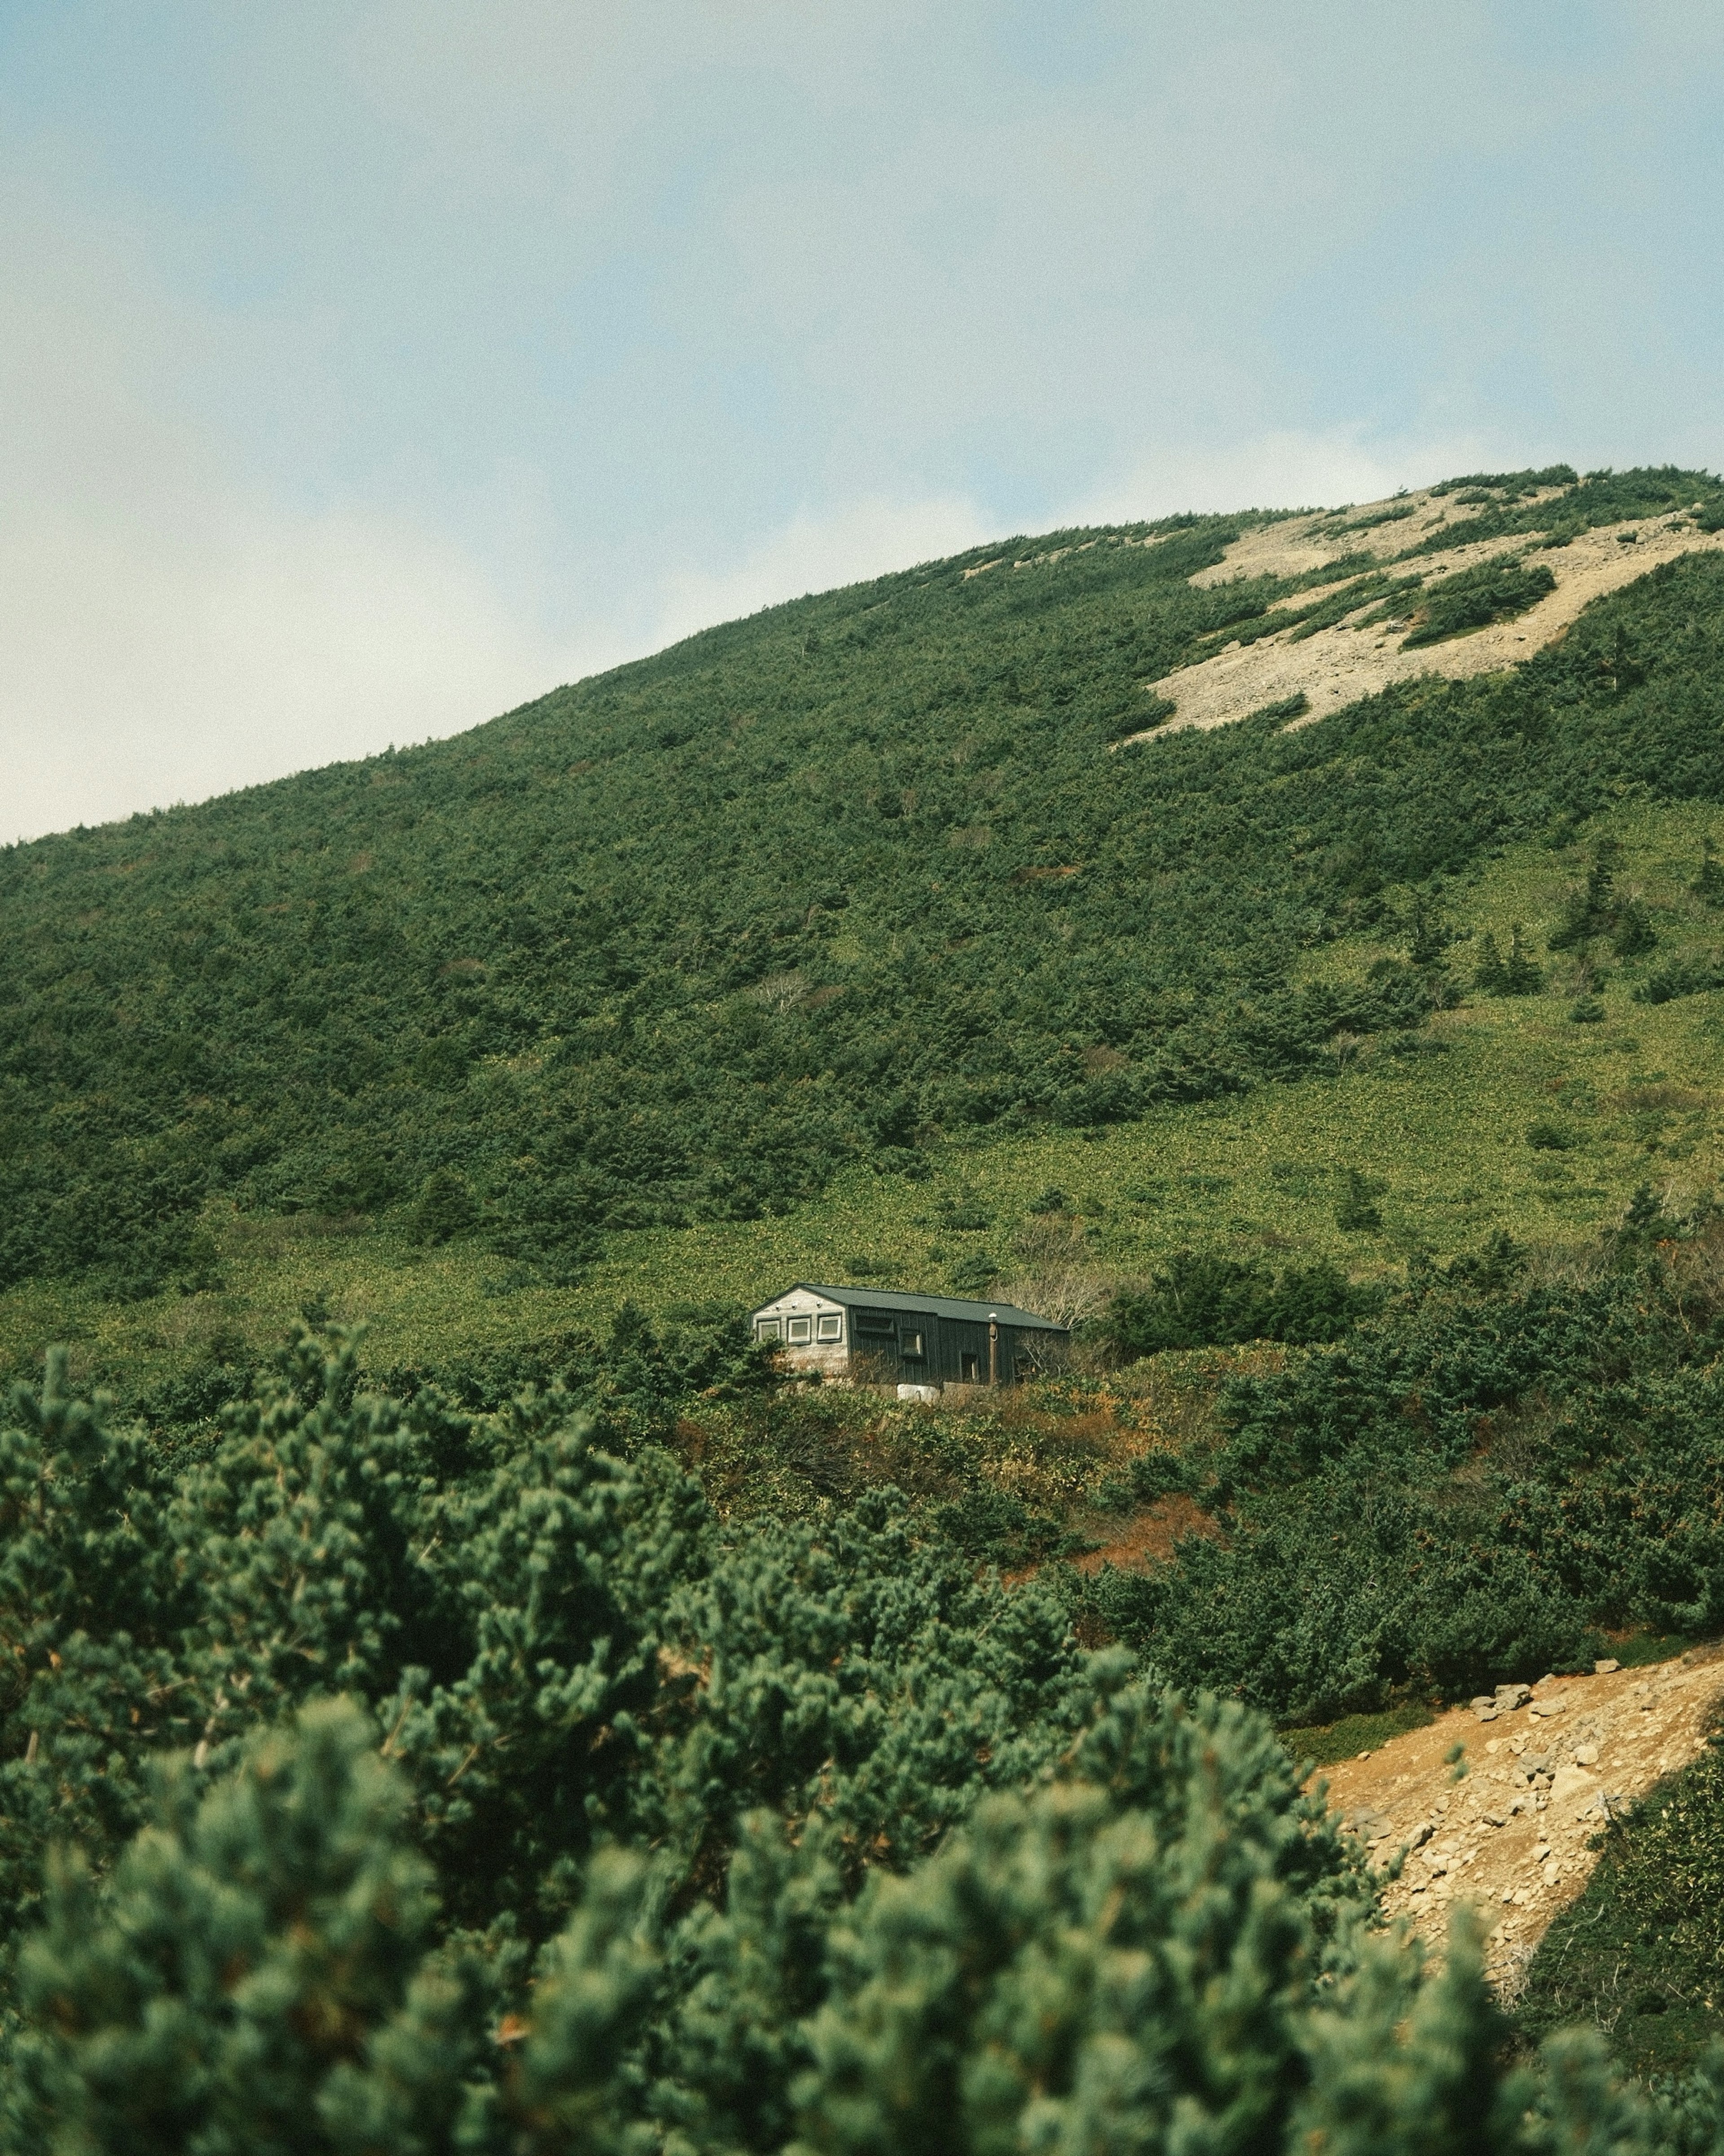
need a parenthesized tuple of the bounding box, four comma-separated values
(748, 1283, 1068, 1388)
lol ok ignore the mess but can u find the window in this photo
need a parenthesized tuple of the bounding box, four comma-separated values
(756, 1318, 782, 1340)
(787, 1316, 814, 1344)
(855, 1314, 896, 1338)
(901, 1329, 926, 1361)
(816, 1313, 843, 1341)
(960, 1352, 978, 1381)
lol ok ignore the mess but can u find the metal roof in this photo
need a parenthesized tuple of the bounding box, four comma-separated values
(753, 1282, 1069, 1333)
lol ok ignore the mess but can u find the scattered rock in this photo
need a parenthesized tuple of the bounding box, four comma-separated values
(1529, 1697, 1568, 1718)
(1548, 1764, 1597, 1808)
(1314, 1650, 1724, 1994)
(1595, 1658, 1621, 1675)
(1495, 1683, 1532, 1709)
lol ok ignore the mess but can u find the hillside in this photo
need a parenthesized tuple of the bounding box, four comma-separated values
(18, 464, 1724, 2135)
(10, 462, 1724, 1396)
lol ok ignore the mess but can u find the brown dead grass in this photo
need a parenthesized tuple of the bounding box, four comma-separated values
(1070, 1491, 1222, 1574)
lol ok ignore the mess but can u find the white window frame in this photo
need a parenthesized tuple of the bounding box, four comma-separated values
(756, 1318, 782, 1340)
(787, 1315, 814, 1345)
(816, 1313, 843, 1342)
(901, 1328, 926, 1361)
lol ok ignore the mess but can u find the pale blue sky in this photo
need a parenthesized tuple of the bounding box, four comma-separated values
(4, 1, 1721, 838)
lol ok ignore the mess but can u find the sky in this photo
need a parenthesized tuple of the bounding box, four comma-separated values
(4, 0, 1723, 842)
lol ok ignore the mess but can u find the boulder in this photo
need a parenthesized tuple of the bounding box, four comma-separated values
(1548, 1763, 1596, 1808)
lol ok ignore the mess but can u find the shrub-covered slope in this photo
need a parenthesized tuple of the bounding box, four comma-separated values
(8, 463, 1724, 1308)
(6, 1330, 1723, 2153)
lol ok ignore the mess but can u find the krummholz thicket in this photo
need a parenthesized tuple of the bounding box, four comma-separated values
(14, 465, 1724, 2147)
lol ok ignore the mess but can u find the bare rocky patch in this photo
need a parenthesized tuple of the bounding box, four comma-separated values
(1117, 500, 1724, 746)
(1315, 1649, 1724, 1999)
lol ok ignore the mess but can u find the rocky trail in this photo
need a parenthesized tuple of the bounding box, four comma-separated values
(1315, 1649, 1724, 1997)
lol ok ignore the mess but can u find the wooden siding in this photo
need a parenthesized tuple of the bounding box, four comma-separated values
(751, 1284, 1066, 1389)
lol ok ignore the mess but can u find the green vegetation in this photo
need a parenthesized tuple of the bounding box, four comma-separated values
(6, 464, 1724, 1326)
(1074, 1225, 1724, 1724)
(1105, 1248, 1380, 1355)
(1517, 1720, 1724, 2077)
(1402, 555, 1557, 646)
(18, 464, 1724, 2135)
(7, 1328, 1724, 2152)
(1280, 1702, 1439, 1769)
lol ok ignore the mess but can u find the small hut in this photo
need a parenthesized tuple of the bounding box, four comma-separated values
(748, 1283, 1068, 1389)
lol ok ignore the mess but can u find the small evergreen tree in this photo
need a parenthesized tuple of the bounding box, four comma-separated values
(1503, 923, 1545, 993)
(1549, 841, 1623, 952)
(1693, 838, 1724, 907)
(1406, 893, 1449, 968)
(1474, 932, 1510, 995)
(1611, 899, 1658, 957)
(1617, 1181, 1670, 1252)
(410, 1168, 477, 1243)
(1335, 1168, 1385, 1233)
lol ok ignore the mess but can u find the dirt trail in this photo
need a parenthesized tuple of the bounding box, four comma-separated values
(1115, 496, 1724, 746)
(1316, 1650, 1724, 1999)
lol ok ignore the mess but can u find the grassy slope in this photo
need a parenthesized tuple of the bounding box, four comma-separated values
(12, 794, 1724, 1394)
(9, 464, 1724, 1403)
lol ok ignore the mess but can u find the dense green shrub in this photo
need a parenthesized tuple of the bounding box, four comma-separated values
(1078, 1257, 1724, 1724)
(1635, 955, 1724, 1005)
(1104, 1249, 1380, 1356)
(8, 474, 1724, 1294)
(11, 1668, 1722, 2155)
(12, 1287, 1724, 2137)
(1402, 556, 1557, 646)
(1517, 1734, 1724, 2080)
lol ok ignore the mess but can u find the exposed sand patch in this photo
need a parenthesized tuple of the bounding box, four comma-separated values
(1117, 509, 1724, 746)
(1189, 487, 1494, 586)
(1315, 1650, 1724, 2000)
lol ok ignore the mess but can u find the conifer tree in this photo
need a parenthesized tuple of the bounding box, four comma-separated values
(1610, 901, 1658, 958)
(1335, 1168, 1385, 1232)
(1504, 923, 1545, 994)
(1473, 931, 1509, 994)
(8, 1699, 489, 2156)
(0, 1349, 188, 1942)
(1550, 842, 1623, 952)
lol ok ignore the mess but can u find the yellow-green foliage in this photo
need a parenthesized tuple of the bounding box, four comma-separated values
(12, 797, 1724, 1398)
